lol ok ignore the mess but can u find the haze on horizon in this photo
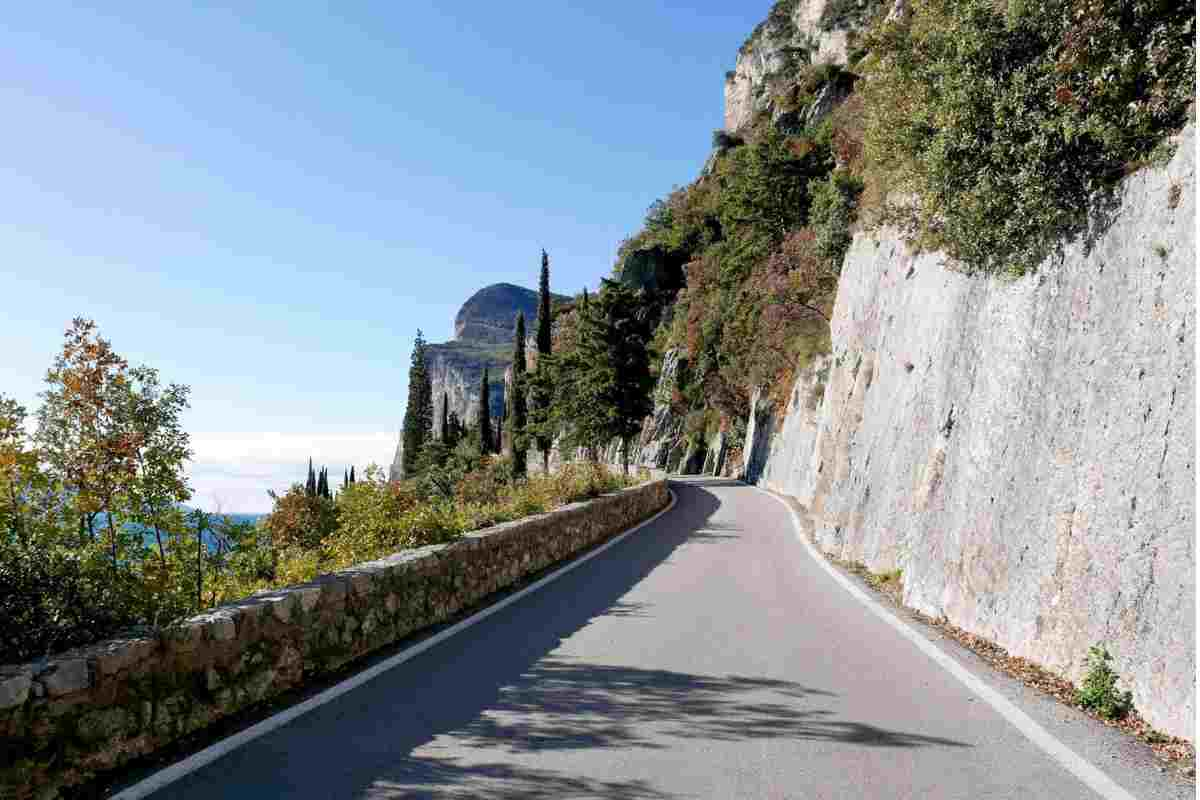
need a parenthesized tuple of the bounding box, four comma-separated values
(0, 2, 772, 512)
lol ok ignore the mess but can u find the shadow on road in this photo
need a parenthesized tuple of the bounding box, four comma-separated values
(171, 482, 969, 799)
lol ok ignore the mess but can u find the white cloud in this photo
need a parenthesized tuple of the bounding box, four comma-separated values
(187, 431, 397, 514)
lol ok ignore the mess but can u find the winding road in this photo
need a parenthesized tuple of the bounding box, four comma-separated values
(138, 479, 1160, 799)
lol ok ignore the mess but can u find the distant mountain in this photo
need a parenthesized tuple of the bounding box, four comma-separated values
(389, 282, 568, 480)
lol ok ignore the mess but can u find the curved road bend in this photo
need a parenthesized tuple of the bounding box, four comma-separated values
(147, 479, 1116, 799)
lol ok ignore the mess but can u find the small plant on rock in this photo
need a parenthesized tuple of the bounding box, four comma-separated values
(1076, 645, 1133, 720)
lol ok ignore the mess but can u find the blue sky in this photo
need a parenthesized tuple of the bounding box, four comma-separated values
(1, 1, 769, 511)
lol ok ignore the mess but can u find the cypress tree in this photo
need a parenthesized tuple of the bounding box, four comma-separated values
(343, 469, 349, 490)
(401, 330, 435, 476)
(441, 392, 450, 444)
(349, 465, 356, 484)
(510, 312, 528, 479)
(478, 366, 492, 454)
(305, 457, 316, 497)
(531, 250, 554, 473)
(496, 400, 506, 455)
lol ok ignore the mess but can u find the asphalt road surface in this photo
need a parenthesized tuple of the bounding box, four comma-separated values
(145, 479, 1136, 799)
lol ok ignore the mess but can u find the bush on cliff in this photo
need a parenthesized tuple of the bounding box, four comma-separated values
(859, 0, 1194, 275)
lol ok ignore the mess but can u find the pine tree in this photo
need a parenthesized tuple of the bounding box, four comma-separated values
(509, 312, 528, 479)
(305, 457, 316, 497)
(401, 330, 435, 476)
(530, 250, 555, 473)
(478, 366, 493, 454)
(553, 280, 653, 473)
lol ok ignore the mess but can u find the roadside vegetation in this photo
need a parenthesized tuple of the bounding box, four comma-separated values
(2, 313, 642, 662)
(609, 0, 1192, 454)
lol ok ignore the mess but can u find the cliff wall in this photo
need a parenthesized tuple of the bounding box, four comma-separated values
(390, 284, 548, 479)
(723, 0, 867, 133)
(743, 125, 1196, 739)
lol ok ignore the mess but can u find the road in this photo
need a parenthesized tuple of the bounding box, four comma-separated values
(145, 479, 1134, 799)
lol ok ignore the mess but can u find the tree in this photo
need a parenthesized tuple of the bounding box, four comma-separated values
(36, 319, 140, 568)
(445, 411, 462, 451)
(0, 395, 47, 544)
(401, 330, 434, 476)
(305, 458, 316, 498)
(120, 366, 193, 568)
(495, 403, 505, 454)
(317, 467, 330, 500)
(531, 250, 555, 473)
(552, 281, 654, 474)
(349, 465, 356, 484)
(440, 392, 450, 444)
(509, 312, 529, 479)
(477, 366, 493, 454)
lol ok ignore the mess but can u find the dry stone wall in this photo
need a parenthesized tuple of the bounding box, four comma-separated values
(743, 126, 1195, 740)
(0, 479, 669, 799)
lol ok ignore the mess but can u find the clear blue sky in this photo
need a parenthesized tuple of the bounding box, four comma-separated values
(0, 1, 769, 511)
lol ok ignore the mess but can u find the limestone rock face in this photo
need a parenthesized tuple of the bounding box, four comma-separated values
(723, 0, 868, 133)
(743, 125, 1196, 740)
(390, 284, 550, 480)
(454, 283, 542, 344)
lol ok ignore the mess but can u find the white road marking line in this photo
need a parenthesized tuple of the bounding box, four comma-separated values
(111, 489, 677, 800)
(756, 486, 1139, 800)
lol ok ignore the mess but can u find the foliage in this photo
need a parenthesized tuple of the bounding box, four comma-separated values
(549, 280, 655, 472)
(820, 0, 887, 32)
(262, 484, 338, 551)
(401, 330, 435, 476)
(320, 466, 422, 567)
(0, 537, 141, 662)
(509, 312, 528, 478)
(1076, 645, 1134, 720)
(809, 171, 864, 264)
(477, 366, 493, 455)
(859, 0, 1194, 275)
(531, 251, 555, 472)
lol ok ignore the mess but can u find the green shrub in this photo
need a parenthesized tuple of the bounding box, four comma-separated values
(0, 541, 142, 661)
(860, 0, 1194, 275)
(810, 172, 865, 264)
(820, 0, 888, 32)
(1076, 645, 1134, 720)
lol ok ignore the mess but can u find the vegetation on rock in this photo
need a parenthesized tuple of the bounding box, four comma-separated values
(858, 0, 1194, 274)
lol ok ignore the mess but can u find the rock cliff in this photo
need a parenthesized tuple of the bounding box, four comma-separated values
(741, 124, 1195, 739)
(390, 284, 551, 480)
(723, 0, 875, 133)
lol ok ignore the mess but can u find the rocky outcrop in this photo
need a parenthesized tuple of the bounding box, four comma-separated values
(742, 125, 1196, 739)
(723, 0, 872, 133)
(391, 284, 565, 480)
(454, 283, 542, 344)
(1, 479, 671, 798)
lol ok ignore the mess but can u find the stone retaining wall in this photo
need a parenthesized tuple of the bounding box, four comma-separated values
(0, 479, 669, 799)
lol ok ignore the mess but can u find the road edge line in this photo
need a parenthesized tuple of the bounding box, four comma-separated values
(756, 486, 1138, 800)
(111, 488, 678, 800)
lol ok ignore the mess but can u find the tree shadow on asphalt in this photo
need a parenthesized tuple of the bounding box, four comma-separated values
(162, 482, 969, 800)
